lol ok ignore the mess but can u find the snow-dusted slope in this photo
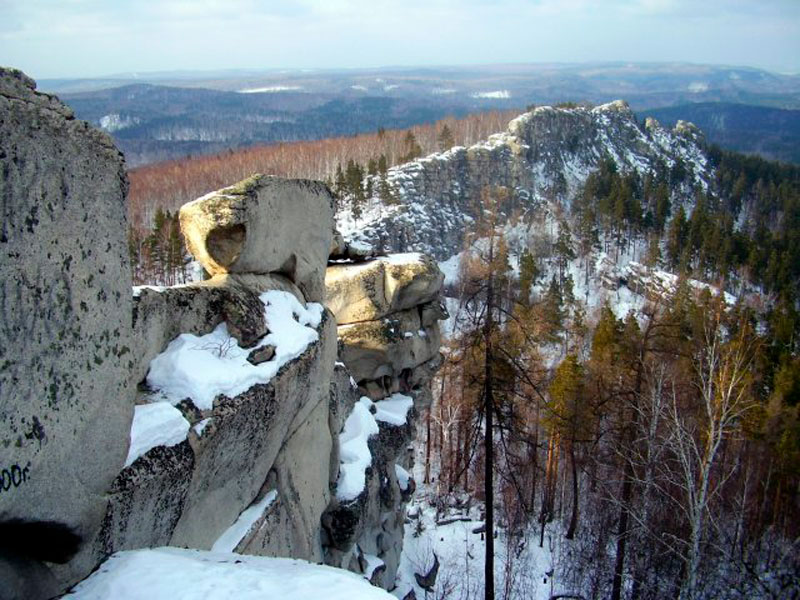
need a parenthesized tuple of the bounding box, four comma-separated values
(337, 101, 710, 260)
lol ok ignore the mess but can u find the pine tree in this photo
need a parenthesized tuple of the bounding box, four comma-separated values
(518, 248, 538, 305)
(667, 205, 688, 268)
(437, 124, 455, 152)
(548, 353, 587, 539)
(401, 131, 422, 162)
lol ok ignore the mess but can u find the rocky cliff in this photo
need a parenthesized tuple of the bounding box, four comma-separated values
(339, 100, 711, 259)
(0, 68, 445, 598)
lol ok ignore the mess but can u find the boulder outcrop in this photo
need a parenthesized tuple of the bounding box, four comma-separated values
(326, 253, 443, 324)
(179, 175, 335, 302)
(0, 67, 133, 596)
(0, 67, 444, 599)
(321, 250, 446, 587)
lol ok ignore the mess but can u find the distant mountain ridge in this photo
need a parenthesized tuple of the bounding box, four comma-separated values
(50, 62, 800, 167)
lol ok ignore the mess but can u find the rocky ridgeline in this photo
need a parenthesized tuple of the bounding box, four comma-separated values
(344, 100, 711, 259)
(0, 69, 445, 598)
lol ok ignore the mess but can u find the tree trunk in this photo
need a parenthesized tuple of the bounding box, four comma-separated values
(565, 442, 579, 540)
(611, 468, 632, 600)
(483, 232, 496, 600)
(424, 408, 431, 484)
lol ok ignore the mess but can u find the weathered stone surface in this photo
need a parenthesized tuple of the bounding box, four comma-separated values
(326, 254, 443, 325)
(88, 442, 194, 560)
(239, 396, 332, 561)
(179, 175, 335, 302)
(0, 67, 133, 589)
(131, 272, 302, 385)
(169, 309, 337, 550)
(323, 414, 415, 587)
(338, 306, 442, 384)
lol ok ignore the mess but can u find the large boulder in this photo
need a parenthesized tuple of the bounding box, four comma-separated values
(179, 175, 335, 302)
(326, 254, 443, 325)
(0, 68, 133, 592)
(337, 305, 442, 385)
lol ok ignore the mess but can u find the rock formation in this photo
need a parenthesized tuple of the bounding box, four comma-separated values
(179, 175, 334, 302)
(321, 252, 446, 586)
(0, 68, 445, 599)
(343, 101, 711, 260)
(0, 68, 133, 598)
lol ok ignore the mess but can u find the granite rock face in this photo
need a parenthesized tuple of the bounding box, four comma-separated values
(326, 254, 443, 325)
(321, 253, 446, 588)
(179, 175, 335, 302)
(0, 68, 445, 600)
(0, 67, 133, 592)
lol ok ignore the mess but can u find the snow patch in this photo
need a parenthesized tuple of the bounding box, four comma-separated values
(192, 418, 212, 437)
(336, 397, 379, 502)
(383, 252, 423, 266)
(395, 464, 411, 491)
(362, 552, 385, 580)
(99, 113, 140, 132)
(471, 90, 510, 99)
(373, 393, 414, 426)
(438, 253, 462, 287)
(688, 81, 709, 93)
(68, 547, 394, 600)
(132, 285, 166, 297)
(125, 404, 190, 467)
(238, 85, 303, 93)
(212, 490, 278, 553)
(146, 291, 323, 410)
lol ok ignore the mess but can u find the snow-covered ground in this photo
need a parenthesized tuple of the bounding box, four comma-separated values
(68, 547, 394, 600)
(393, 475, 567, 600)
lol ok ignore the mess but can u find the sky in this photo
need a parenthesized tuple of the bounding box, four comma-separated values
(1, 0, 799, 79)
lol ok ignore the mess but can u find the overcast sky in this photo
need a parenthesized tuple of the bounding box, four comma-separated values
(1, 0, 799, 79)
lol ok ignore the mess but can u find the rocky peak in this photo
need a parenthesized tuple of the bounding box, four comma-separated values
(339, 101, 710, 260)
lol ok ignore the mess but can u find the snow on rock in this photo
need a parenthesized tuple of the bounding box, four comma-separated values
(395, 464, 411, 492)
(373, 393, 414, 427)
(362, 552, 385, 580)
(125, 404, 190, 467)
(145, 290, 323, 410)
(192, 417, 212, 437)
(68, 547, 394, 600)
(212, 490, 278, 553)
(132, 285, 166, 297)
(336, 397, 379, 502)
(383, 252, 424, 266)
